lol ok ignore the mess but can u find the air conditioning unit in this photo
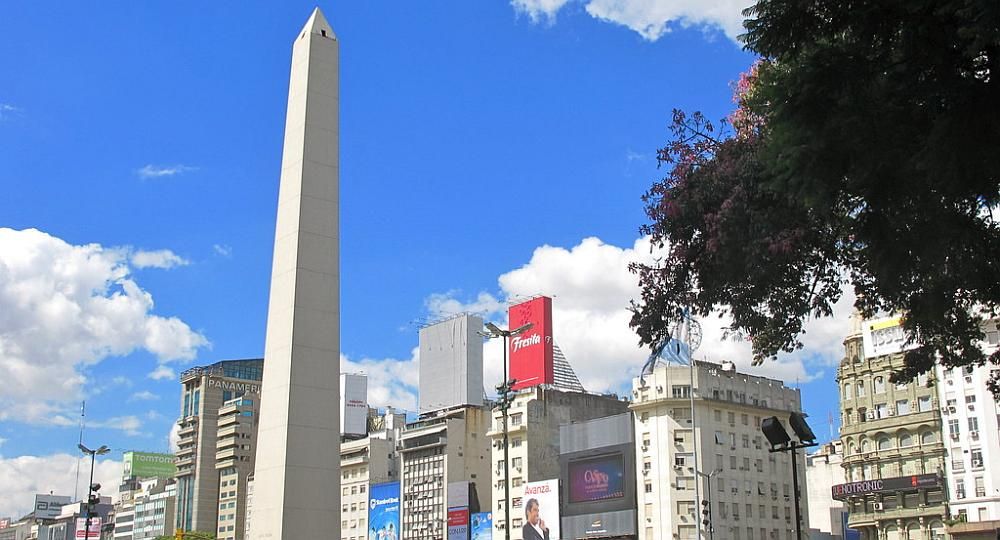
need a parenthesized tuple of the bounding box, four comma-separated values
(973, 460, 983, 468)
(867, 411, 877, 420)
(887, 408, 895, 416)
(941, 407, 949, 414)
(949, 406, 957, 413)
(643, 470, 649, 476)
(971, 431, 979, 439)
(968, 404, 976, 411)
(657, 386, 663, 392)
(873, 502, 884, 510)
(965, 376, 973, 383)
(641, 445, 649, 451)
(951, 433, 960, 440)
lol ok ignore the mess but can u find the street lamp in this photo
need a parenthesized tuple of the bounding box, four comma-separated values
(760, 413, 817, 540)
(696, 468, 722, 540)
(78, 443, 110, 540)
(481, 321, 533, 540)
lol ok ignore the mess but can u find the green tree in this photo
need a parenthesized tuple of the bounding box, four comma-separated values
(631, 0, 1000, 391)
(154, 532, 215, 540)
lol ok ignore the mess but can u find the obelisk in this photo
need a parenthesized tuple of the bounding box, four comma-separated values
(249, 8, 340, 539)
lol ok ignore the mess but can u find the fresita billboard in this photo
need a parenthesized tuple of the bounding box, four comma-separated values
(509, 296, 554, 390)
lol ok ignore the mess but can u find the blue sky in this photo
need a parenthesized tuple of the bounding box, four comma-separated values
(0, 1, 849, 518)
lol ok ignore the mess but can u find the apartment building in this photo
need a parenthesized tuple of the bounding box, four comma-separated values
(399, 405, 492, 540)
(631, 359, 808, 540)
(936, 318, 1000, 535)
(835, 317, 949, 540)
(215, 392, 261, 540)
(488, 386, 629, 540)
(805, 441, 846, 540)
(339, 409, 406, 540)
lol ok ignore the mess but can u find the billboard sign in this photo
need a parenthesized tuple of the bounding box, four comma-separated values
(509, 297, 554, 390)
(522, 479, 560, 540)
(861, 315, 917, 358)
(0, 517, 10, 529)
(34, 494, 72, 519)
(369, 482, 400, 540)
(831, 474, 941, 500)
(123, 451, 176, 479)
(341, 373, 369, 436)
(470, 512, 492, 540)
(75, 517, 101, 539)
(448, 507, 470, 540)
(568, 454, 626, 503)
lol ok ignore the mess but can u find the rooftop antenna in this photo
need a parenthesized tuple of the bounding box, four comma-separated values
(74, 400, 86, 501)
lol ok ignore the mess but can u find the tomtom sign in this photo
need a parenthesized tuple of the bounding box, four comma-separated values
(509, 296, 554, 390)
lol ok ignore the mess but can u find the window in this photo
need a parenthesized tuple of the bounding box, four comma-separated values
(969, 417, 980, 432)
(966, 394, 977, 404)
(949, 419, 960, 438)
(899, 432, 912, 447)
(741, 414, 749, 426)
(917, 372, 929, 386)
(895, 400, 910, 415)
(920, 431, 935, 445)
(728, 412, 736, 424)
(971, 449, 984, 468)
(672, 385, 691, 398)
(918, 396, 932, 412)
(956, 479, 966, 499)
(742, 435, 750, 448)
(510, 414, 523, 426)
(512, 457, 523, 468)
(714, 410, 722, 422)
(875, 403, 888, 418)
(856, 382, 866, 397)
(843, 384, 851, 399)
(874, 377, 886, 394)
(715, 431, 725, 444)
(975, 477, 986, 497)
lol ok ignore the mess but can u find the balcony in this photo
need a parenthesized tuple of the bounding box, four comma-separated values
(840, 408, 941, 436)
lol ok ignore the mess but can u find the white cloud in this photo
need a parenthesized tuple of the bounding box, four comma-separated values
(128, 390, 159, 402)
(0, 228, 209, 424)
(167, 422, 181, 453)
(513, 0, 750, 42)
(0, 103, 20, 120)
(212, 244, 233, 257)
(427, 236, 852, 399)
(0, 453, 121, 520)
(147, 365, 176, 381)
(341, 349, 420, 413)
(512, 0, 574, 23)
(130, 249, 189, 269)
(426, 291, 504, 320)
(136, 164, 197, 179)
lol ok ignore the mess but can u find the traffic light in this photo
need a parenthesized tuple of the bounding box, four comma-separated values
(87, 483, 101, 512)
(701, 500, 711, 527)
(495, 379, 518, 412)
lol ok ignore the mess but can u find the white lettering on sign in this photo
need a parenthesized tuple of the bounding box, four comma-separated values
(511, 333, 541, 352)
(207, 378, 261, 394)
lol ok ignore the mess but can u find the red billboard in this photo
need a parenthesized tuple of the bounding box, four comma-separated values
(508, 296, 554, 390)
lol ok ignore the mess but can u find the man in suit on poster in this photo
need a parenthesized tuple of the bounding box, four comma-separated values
(522, 498, 549, 540)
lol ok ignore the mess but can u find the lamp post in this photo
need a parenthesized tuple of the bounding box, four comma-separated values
(481, 321, 533, 540)
(78, 443, 109, 540)
(696, 468, 721, 540)
(760, 413, 817, 540)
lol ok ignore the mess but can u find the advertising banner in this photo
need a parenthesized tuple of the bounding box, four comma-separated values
(0, 518, 10, 529)
(75, 517, 101, 539)
(567, 454, 626, 503)
(470, 512, 492, 540)
(522, 479, 560, 540)
(509, 296, 554, 390)
(124, 451, 176, 479)
(369, 482, 400, 540)
(860, 315, 917, 358)
(34, 494, 72, 520)
(448, 507, 470, 540)
(831, 474, 941, 500)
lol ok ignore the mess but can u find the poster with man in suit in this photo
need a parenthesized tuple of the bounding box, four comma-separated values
(522, 479, 559, 540)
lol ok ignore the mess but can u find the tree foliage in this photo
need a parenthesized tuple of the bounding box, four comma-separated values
(631, 0, 1000, 391)
(154, 532, 215, 540)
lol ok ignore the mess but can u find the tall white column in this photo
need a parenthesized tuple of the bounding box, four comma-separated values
(249, 8, 340, 539)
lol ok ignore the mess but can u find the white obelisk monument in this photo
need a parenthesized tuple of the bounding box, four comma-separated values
(249, 8, 340, 539)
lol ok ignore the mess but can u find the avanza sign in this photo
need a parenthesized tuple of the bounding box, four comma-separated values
(831, 474, 941, 500)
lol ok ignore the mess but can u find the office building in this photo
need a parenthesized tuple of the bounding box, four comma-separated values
(114, 477, 177, 540)
(805, 442, 846, 540)
(399, 406, 492, 540)
(175, 358, 263, 535)
(835, 315, 949, 540)
(339, 409, 405, 540)
(419, 314, 485, 413)
(631, 359, 808, 540)
(488, 387, 630, 540)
